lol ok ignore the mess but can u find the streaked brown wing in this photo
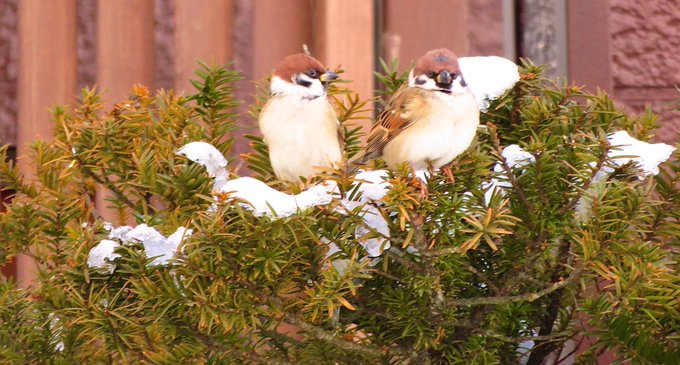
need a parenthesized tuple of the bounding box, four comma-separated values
(363, 86, 421, 161)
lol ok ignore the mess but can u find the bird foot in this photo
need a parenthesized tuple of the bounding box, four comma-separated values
(442, 164, 456, 184)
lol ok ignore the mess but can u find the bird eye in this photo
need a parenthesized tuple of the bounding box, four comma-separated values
(426, 71, 436, 78)
(307, 69, 318, 78)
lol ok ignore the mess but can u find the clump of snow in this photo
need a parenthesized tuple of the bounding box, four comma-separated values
(459, 56, 520, 112)
(606, 131, 675, 177)
(88, 224, 192, 270)
(218, 177, 338, 217)
(176, 142, 229, 191)
(125, 224, 192, 266)
(499, 144, 535, 170)
(575, 131, 675, 221)
(352, 170, 390, 202)
(105, 223, 133, 242)
(472, 144, 536, 206)
(323, 240, 350, 275)
(87, 239, 121, 272)
(337, 201, 391, 257)
(177, 141, 396, 257)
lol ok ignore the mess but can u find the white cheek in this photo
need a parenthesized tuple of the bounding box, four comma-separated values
(450, 79, 469, 94)
(270, 75, 326, 99)
(409, 76, 439, 91)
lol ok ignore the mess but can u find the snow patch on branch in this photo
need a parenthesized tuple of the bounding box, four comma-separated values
(337, 201, 391, 257)
(87, 239, 121, 272)
(575, 131, 675, 221)
(459, 56, 520, 112)
(177, 142, 395, 257)
(474, 144, 536, 206)
(606, 131, 675, 177)
(126, 224, 193, 266)
(218, 177, 338, 217)
(88, 224, 192, 271)
(353, 170, 390, 202)
(176, 142, 229, 191)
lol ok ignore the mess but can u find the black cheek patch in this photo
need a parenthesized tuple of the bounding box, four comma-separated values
(414, 77, 426, 85)
(295, 75, 312, 88)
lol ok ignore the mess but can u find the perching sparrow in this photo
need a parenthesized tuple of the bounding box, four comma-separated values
(355, 48, 479, 170)
(258, 53, 343, 182)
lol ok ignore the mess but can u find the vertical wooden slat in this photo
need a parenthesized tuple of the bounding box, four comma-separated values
(313, 0, 375, 131)
(96, 0, 155, 222)
(252, 0, 312, 80)
(174, 0, 233, 93)
(384, 0, 469, 71)
(16, 0, 78, 287)
(566, 0, 612, 92)
(97, 0, 155, 99)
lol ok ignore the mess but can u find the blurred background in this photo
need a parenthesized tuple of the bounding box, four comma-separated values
(1, 0, 678, 159)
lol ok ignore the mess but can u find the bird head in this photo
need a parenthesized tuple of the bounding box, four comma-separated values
(408, 48, 467, 95)
(270, 53, 339, 100)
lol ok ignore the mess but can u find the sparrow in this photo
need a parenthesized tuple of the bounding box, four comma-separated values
(258, 53, 343, 183)
(354, 48, 479, 171)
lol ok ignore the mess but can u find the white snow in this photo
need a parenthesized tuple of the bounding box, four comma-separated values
(87, 239, 121, 272)
(176, 142, 229, 191)
(337, 201, 391, 257)
(323, 240, 350, 275)
(89, 224, 192, 269)
(107, 225, 133, 242)
(218, 177, 338, 217)
(606, 131, 675, 177)
(499, 144, 535, 170)
(473, 144, 536, 206)
(459, 56, 520, 112)
(575, 131, 675, 221)
(126, 224, 192, 266)
(47, 313, 64, 352)
(352, 170, 390, 202)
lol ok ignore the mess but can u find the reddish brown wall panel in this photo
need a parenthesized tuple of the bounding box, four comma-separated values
(609, 0, 680, 144)
(252, 0, 312, 81)
(384, 0, 469, 71)
(566, 0, 612, 93)
(0, 0, 19, 146)
(16, 0, 78, 287)
(97, 0, 155, 99)
(314, 0, 375, 132)
(96, 0, 155, 222)
(174, 0, 233, 94)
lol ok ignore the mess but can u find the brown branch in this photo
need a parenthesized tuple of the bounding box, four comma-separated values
(457, 260, 501, 294)
(385, 247, 427, 274)
(73, 154, 136, 210)
(526, 237, 575, 365)
(476, 329, 575, 344)
(285, 315, 388, 359)
(443, 264, 583, 308)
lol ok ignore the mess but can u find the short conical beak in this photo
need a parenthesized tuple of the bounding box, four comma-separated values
(319, 71, 339, 82)
(436, 70, 452, 85)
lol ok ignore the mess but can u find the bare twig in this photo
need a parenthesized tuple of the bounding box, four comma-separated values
(443, 264, 583, 308)
(285, 315, 388, 359)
